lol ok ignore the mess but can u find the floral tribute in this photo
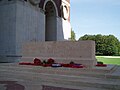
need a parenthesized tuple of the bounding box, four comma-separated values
(19, 58, 85, 68)
(95, 61, 107, 67)
(19, 58, 107, 68)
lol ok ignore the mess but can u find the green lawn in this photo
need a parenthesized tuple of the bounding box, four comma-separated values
(96, 56, 120, 65)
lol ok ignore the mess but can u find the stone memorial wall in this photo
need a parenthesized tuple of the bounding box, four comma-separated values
(22, 41, 97, 67)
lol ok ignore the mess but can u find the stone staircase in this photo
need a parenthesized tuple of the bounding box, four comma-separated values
(0, 63, 120, 90)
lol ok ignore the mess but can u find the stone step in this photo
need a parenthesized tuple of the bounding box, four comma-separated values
(0, 68, 120, 90)
(0, 63, 119, 79)
(0, 63, 112, 74)
(42, 83, 110, 90)
(1, 63, 117, 72)
(0, 77, 109, 90)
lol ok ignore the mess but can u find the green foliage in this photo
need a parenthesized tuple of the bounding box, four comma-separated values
(69, 29, 76, 41)
(42, 60, 47, 64)
(79, 34, 120, 56)
(118, 42, 120, 55)
(70, 61, 75, 64)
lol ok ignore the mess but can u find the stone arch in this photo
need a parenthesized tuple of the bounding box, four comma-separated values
(43, 0, 58, 41)
(43, 0, 58, 16)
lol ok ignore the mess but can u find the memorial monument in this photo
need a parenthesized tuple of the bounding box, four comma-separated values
(0, 0, 71, 62)
(0, 1, 120, 90)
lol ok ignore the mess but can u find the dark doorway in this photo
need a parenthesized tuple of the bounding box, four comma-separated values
(45, 1, 57, 41)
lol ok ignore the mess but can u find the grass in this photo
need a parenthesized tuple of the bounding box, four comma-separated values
(96, 56, 120, 65)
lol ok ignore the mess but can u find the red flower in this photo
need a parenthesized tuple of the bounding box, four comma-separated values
(34, 58, 42, 65)
(47, 58, 55, 64)
(96, 64, 107, 67)
(42, 64, 52, 67)
(19, 62, 34, 65)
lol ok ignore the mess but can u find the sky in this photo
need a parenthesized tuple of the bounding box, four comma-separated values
(70, 0, 120, 41)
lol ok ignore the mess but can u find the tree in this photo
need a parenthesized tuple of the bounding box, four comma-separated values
(104, 35, 119, 55)
(118, 42, 120, 55)
(69, 29, 76, 41)
(79, 34, 95, 41)
(79, 34, 120, 56)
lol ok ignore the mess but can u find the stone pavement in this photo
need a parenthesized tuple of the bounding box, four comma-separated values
(0, 63, 120, 90)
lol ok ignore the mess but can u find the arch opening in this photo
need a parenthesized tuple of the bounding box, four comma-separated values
(45, 1, 57, 41)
